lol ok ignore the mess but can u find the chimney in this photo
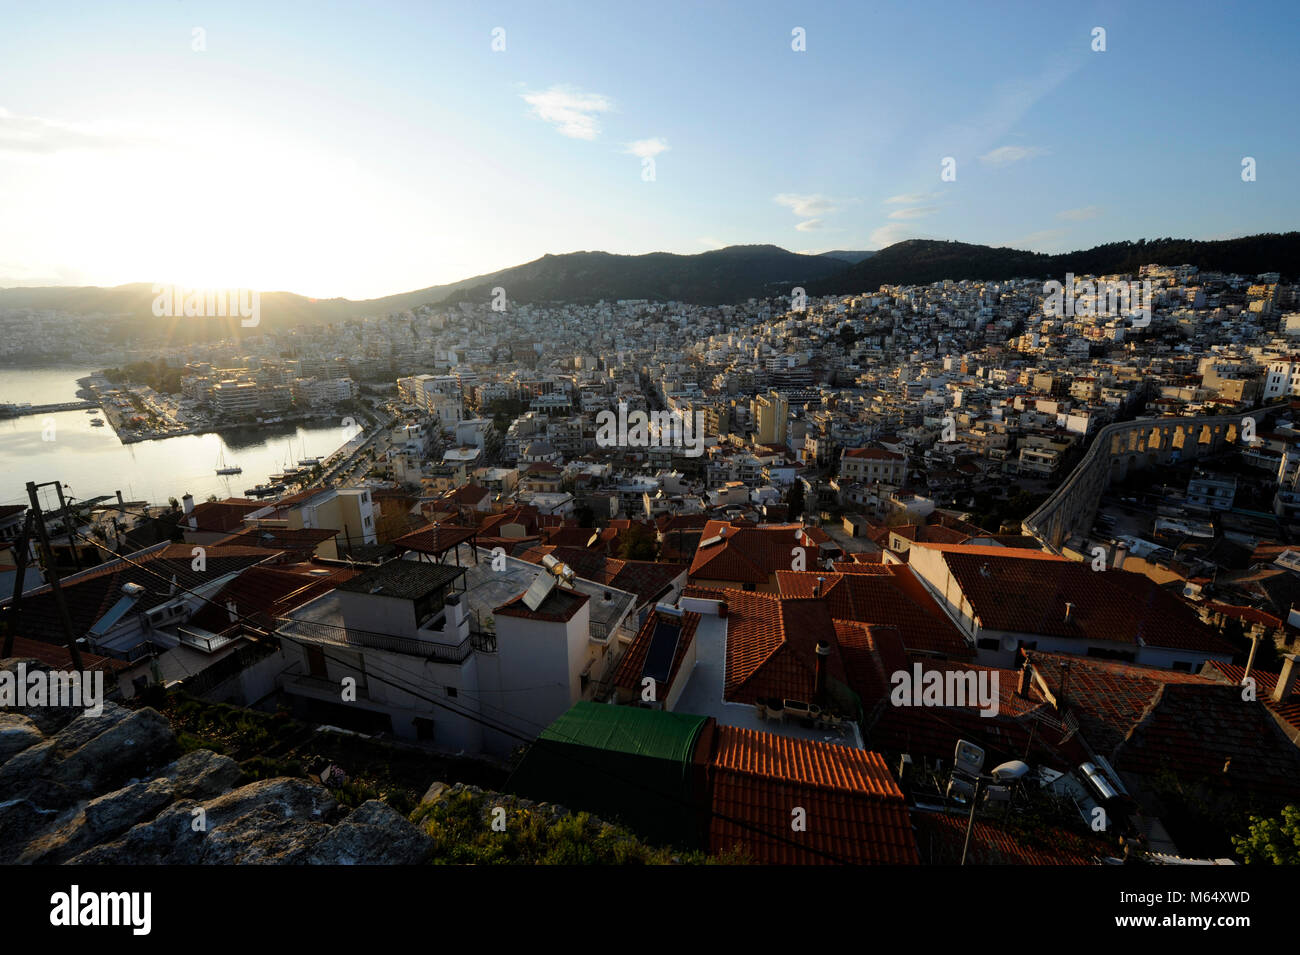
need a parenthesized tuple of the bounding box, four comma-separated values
(1274, 654, 1299, 704)
(182, 493, 194, 516)
(1016, 662, 1034, 699)
(1064, 601, 1075, 624)
(1112, 541, 1128, 570)
(815, 575, 825, 597)
(814, 640, 831, 705)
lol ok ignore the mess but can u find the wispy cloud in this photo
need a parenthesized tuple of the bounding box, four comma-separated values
(624, 137, 669, 158)
(774, 193, 855, 231)
(521, 86, 614, 140)
(774, 193, 839, 218)
(979, 144, 1049, 165)
(884, 191, 940, 205)
(1057, 205, 1102, 221)
(888, 205, 938, 221)
(0, 107, 137, 155)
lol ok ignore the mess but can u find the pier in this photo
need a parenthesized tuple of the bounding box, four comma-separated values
(0, 400, 100, 418)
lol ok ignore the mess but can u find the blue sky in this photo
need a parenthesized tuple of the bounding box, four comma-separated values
(0, 0, 1296, 298)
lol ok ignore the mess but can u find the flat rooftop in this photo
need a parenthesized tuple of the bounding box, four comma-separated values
(336, 560, 465, 601)
(449, 547, 636, 634)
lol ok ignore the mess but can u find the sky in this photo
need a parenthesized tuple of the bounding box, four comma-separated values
(0, 0, 1296, 300)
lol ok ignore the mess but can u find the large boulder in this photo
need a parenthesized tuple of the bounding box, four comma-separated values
(0, 659, 88, 735)
(15, 750, 244, 864)
(0, 704, 175, 809)
(307, 800, 434, 864)
(73, 777, 339, 865)
(0, 712, 42, 766)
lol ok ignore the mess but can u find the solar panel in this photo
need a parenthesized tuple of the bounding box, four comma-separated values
(642, 620, 682, 686)
(522, 573, 557, 611)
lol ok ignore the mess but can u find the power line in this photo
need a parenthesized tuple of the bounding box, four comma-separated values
(51, 521, 862, 864)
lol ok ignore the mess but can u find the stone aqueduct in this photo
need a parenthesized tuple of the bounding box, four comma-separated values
(1021, 410, 1272, 553)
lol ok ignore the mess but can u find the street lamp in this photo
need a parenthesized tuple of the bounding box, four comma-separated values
(947, 739, 1030, 865)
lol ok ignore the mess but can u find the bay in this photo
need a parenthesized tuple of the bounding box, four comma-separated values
(0, 366, 354, 509)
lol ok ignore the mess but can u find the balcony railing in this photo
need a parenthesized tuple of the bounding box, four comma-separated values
(274, 616, 477, 663)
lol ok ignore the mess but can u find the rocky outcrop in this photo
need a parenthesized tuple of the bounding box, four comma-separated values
(0, 658, 434, 865)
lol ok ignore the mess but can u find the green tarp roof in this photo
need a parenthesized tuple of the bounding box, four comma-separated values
(538, 701, 708, 761)
(508, 702, 710, 849)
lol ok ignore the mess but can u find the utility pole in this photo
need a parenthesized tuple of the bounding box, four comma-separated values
(1, 512, 34, 657)
(52, 482, 82, 572)
(26, 482, 85, 669)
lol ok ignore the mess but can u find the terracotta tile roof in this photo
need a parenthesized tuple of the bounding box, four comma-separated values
(801, 525, 831, 545)
(707, 727, 918, 864)
(688, 521, 811, 584)
(918, 543, 1233, 654)
(911, 810, 1105, 865)
(656, 513, 713, 532)
(216, 526, 339, 556)
(832, 557, 890, 571)
(185, 499, 263, 533)
(1201, 662, 1300, 735)
(776, 567, 974, 660)
(843, 447, 905, 460)
(719, 589, 846, 705)
(612, 609, 700, 694)
(833, 620, 903, 706)
(1113, 682, 1300, 804)
(1025, 651, 1219, 757)
(888, 524, 970, 545)
(187, 563, 361, 635)
(6, 544, 275, 645)
(393, 523, 478, 555)
(4, 636, 129, 673)
(1202, 601, 1290, 632)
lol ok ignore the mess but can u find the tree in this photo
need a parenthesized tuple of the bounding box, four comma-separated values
(618, 522, 657, 561)
(1233, 805, 1300, 864)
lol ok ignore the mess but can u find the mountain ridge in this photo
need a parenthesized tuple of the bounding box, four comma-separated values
(2, 234, 1295, 336)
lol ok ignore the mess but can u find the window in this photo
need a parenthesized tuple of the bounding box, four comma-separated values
(414, 717, 434, 741)
(977, 638, 1000, 651)
(445, 686, 458, 698)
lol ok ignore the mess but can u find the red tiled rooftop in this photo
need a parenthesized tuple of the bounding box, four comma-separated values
(689, 521, 812, 584)
(917, 543, 1232, 654)
(707, 727, 918, 865)
(394, 523, 479, 555)
(612, 609, 700, 694)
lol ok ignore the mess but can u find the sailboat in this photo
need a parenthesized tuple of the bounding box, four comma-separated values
(215, 448, 242, 475)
